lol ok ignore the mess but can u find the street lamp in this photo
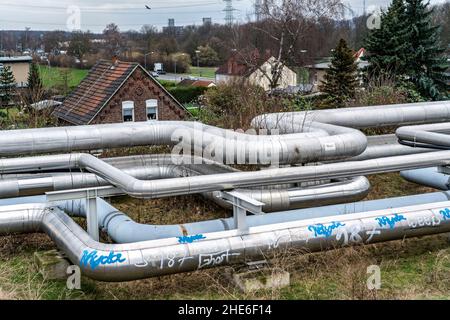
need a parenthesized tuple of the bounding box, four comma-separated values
(144, 51, 154, 71)
(195, 50, 201, 77)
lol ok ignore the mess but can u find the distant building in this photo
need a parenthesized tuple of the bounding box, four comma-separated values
(162, 19, 184, 37)
(215, 52, 297, 91)
(202, 17, 212, 25)
(0, 55, 32, 87)
(52, 59, 189, 125)
(178, 79, 216, 88)
(307, 48, 369, 92)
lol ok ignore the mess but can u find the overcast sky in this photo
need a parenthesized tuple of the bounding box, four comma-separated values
(0, 0, 448, 32)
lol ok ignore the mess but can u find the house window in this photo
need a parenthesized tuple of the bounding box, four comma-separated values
(122, 101, 134, 122)
(146, 99, 158, 120)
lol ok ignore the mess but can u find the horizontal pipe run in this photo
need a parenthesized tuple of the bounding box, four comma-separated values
(0, 121, 367, 164)
(400, 167, 450, 190)
(5, 190, 450, 243)
(2, 199, 450, 281)
(0, 171, 370, 213)
(348, 134, 434, 161)
(396, 122, 450, 149)
(1, 151, 450, 199)
(252, 101, 450, 131)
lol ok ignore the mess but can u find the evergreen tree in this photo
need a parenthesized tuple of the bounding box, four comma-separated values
(320, 39, 359, 107)
(27, 62, 43, 103)
(364, 0, 410, 78)
(0, 66, 16, 107)
(404, 0, 449, 100)
(364, 0, 449, 100)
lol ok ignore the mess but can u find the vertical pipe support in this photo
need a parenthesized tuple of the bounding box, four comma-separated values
(86, 190, 99, 241)
(216, 191, 265, 231)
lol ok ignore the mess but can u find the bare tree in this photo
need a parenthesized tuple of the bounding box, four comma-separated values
(234, 0, 345, 90)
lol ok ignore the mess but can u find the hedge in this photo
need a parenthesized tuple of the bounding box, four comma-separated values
(167, 86, 208, 104)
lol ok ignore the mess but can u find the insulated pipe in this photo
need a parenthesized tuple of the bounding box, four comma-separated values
(400, 167, 450, 190)
(2, 200, 450, 281)
(7, 190, 450, 243)
(396, 122, 450, 149)
(0, 121, 368, 163)
(252, 101, 450, 131)
(0, 167, 370, 212)
(60, 189, 449, 244)
(1, 151, 450, 199)
(348, 134, 433, 161)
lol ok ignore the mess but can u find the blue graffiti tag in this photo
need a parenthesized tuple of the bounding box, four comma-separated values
(80, 250, 126, 270)
(308, 221, 346, 237)
(178, 234, 207, 244)
(375, 213, 406, 229)
(439, 208, 450, 220)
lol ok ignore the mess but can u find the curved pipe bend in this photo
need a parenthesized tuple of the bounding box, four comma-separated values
(0, 120, 367, 164)
(396, 122, 450, 150)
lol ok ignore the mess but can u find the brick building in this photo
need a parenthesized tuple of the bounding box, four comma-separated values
(52, 59, 189, 125)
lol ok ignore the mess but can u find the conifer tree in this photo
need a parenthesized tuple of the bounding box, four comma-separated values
(0, 66, 16, 107)
(364, 0, 410, 78)
(320, 39, 359, 107)
(27, 62, 43, 102)
(404, 0, 449, 100)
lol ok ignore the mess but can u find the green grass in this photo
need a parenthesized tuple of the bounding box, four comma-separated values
(38, 65, 89, 90)
(187, 66, 217, 79)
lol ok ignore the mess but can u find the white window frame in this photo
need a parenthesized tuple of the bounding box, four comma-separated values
(122, 101, 135, 122)
(146, 99, 158, 121)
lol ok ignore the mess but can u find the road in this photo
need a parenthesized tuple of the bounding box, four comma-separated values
(155, 73, 215, 82)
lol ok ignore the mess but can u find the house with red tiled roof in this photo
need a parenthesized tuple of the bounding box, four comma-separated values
(215, 51, 297, 91)
(178, 79, 216, 88)
(52, 59, 189, 125)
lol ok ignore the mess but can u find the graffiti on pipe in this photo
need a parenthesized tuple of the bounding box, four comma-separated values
(408, 214, 441, 228)
(134, 250, 241, 270)
(177, 234, 206, 244)
(439, 208, 450, 221)
(198, 250, 240, 269)
(375, 214, 406, 229)
(308, 221, 346, 238)
(80, 250, 126, 270)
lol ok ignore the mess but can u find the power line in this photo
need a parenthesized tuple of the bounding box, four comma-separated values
(0, 1, 221, 12)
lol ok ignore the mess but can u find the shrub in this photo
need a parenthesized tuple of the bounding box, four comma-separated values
(200, 80, 305, 129)
(167, 86, 208, 104)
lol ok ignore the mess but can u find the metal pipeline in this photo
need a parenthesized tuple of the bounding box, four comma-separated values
(2, 199, 450, 281)
(349, 134, 434, 161)
(252, 101, 450, 131)
(1, 151, 450, 199)
(396, 122, 450, 149)
(0, 163, 370, 212)
(400, 167, 450, 190)
(0, 121, 367, 163)
(59, 186, 448, 244)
